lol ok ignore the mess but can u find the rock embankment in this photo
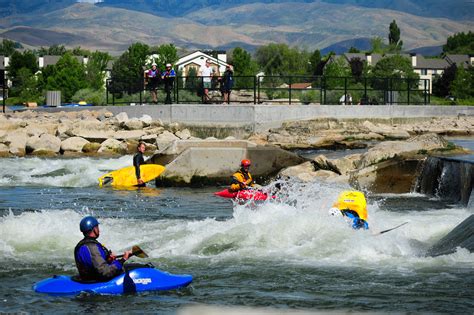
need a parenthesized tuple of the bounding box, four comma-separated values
(0, 110, 206, 157)
(262, 116, 474, 150)
(278, 133, 470, 193)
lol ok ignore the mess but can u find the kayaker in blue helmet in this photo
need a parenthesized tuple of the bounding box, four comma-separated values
(74, 216, 132, 282)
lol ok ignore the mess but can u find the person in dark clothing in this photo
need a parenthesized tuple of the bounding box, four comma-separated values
(145, 64, 161, 104)
(221, 65, 234, 104)
(133, 142, 146, 187)
(74, 216, 132, 282)
(162, 63, 176, 104)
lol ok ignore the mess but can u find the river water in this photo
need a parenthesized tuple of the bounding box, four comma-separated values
(0, 154, 473, 313)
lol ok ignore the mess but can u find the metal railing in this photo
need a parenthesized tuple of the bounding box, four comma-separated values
(106, 75, 430, 106)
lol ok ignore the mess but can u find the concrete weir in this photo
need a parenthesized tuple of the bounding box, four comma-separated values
(39, 104, 474, 135)
(149, 140, 306, 185)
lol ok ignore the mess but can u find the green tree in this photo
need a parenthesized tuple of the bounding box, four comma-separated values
(323, 56, 351, 88)
(451, 66, 474, 99)
(7, 50, 39, 93)
(185, 67, 199, 92)
(370, 37, 387, 54)
(256, 43, 309, 76)
(151, 43, 178, 69)
(432, 64, 457, 97)
(388, 20, 403, 52)
(110, 42, 150, 94)
(85, 51, 112, 90)
(232, 47, 258, 88)
(45, 52, 88, 102)
(371, 55, 419, 90)
(0, 39, 17, 56)
(349, 57, 365, 80)
(308, 49, 322, 75)
(71, 46, 92, 57)
(443, 31, 474, 54)
(348, 47, 360, 53)
(38, 44, 67, 56)
(15, 68, 42, 103)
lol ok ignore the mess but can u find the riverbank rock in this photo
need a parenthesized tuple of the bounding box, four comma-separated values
(357, 133, 448, 169)
(0, 143, 9, 157)
(26, 134, 61, 155)
(98, 139, 127, 154)
(61, 137, 90, 153)
(156, 131, 180, 150)
(278, 133, 459, 192)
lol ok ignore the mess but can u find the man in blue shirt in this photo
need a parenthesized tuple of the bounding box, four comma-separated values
(74, 216, 132, 281)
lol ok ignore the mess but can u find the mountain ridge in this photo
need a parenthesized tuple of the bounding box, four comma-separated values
(0, 2, 472, 54)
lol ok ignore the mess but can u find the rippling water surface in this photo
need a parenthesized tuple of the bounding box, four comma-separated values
(0, 155, 473, 313)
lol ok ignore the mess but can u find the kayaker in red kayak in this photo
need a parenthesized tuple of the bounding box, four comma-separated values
(229, 159, 258, 192)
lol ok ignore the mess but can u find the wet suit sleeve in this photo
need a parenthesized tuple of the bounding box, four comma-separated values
(86, 243, 123, 279)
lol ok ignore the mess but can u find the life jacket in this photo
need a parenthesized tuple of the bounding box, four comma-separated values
(230, 169, 253, 192)
(334, 191, 368, 221)
(74, 237, 112, 281)
(148, 68, 159, 78)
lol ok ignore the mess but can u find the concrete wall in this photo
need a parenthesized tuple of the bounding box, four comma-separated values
(40, 104, 474, 132)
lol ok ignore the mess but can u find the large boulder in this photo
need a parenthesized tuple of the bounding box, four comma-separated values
(61, 137, 90, 153)
(156, 131, 179, 150)
(98, 139, 127, 154)
(115, 112, 129, 124)
(175, 129, 191, 140)
(113, 130, 147, 141)
(0, 143, 9, 157)
(139, 115, 153, 127)
(124, 118, 144, 130)
(26, 134, 61, 155)
(357, 133, 448, 169)
(362, 121, 410, 139)
(3, 132, 28, 156)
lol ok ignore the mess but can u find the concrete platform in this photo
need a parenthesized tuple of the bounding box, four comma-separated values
(150, 140, 306, 185)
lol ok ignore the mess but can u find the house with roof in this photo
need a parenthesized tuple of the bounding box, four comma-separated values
(38, 55, 88, 68)
(444, 54, 474, 69)
(326, 53, 457, 93)
(175, 50, 230, 76)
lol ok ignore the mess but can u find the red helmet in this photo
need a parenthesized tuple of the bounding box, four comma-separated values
(241, 159, 251, 167)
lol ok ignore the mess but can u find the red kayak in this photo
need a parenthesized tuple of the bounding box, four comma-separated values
(214, 189, 271, 201)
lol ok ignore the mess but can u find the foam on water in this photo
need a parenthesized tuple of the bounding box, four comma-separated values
(0, 156, 132, 187)
(1, 180, 472, 271)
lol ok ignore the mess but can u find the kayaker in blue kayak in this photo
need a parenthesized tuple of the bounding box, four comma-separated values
(74, 216, 132, 282)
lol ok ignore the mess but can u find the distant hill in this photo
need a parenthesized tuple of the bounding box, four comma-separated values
(320, 38, 372, 55)
(409, 45, 444, 56)
(0, 0, 472, 20)
(0, 2, 472, 54)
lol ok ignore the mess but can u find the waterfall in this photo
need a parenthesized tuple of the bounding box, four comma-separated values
(415, 156, 474, 206)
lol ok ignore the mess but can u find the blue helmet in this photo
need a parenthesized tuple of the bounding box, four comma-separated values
(80, 216, 99, 233)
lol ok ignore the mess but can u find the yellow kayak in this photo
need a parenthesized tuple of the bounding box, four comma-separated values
(98, 164, 166, 187)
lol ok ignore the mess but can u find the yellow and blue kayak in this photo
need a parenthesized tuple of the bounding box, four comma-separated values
(98, 164, 165, 187)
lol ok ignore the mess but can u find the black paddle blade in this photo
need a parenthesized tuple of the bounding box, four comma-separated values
(131, 245, 149, 258)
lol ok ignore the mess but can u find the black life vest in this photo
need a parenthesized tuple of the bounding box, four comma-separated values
(74, 237, 112, 281)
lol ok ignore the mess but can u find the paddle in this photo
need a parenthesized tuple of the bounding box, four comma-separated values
(116, 245, 149, 259)
(373, 222, 409, 236)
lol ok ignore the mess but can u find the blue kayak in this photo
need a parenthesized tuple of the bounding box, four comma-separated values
(33, 265, 193, 295)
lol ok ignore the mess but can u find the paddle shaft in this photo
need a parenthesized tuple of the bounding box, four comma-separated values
(375, 222, 408, 235)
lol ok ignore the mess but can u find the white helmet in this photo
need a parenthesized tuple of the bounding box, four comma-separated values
(329, 207, 341, 217)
